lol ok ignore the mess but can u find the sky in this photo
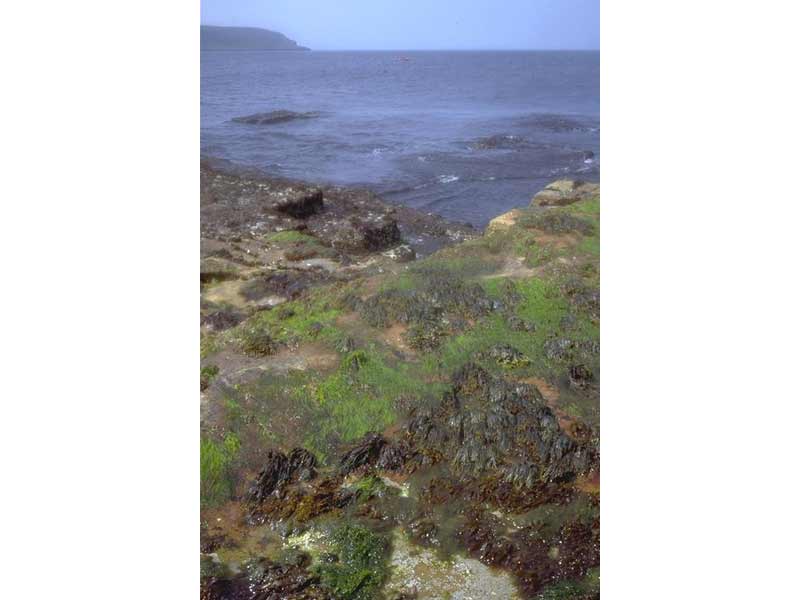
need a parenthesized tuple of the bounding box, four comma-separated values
(200, 0, 599, 51)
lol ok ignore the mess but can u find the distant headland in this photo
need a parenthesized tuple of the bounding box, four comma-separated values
(200, 25, 310, 51)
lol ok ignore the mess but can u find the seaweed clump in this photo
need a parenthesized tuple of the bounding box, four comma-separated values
(348, 274, 494, 351)
(406, 363, 594, 484)
(315, 523, 391, 600)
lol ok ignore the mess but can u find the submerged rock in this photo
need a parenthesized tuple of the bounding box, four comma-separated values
(232, 110, 320, 125)
(531, 179, 600, 207)
(469, 134, 527, 150)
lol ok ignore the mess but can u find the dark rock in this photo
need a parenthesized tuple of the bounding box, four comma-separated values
(322, 214, 402, 252)
(202, 309, 246, 332)
(288, 448, 318, 482)
(231, 110, 320, 125)
(376, 441, 410, 471)
(568, 364, 595, 390)
(201, 555, 331, 600)
(239, 269, 331, 303)
(274, 189, 324, 218)
(247, 448, 317, 505)
(405, 364, 595, 484)
(339, 433, 388, 475)
(469, 134, 527, 150)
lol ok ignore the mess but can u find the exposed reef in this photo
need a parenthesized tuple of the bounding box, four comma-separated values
(200, 165, 600, 599)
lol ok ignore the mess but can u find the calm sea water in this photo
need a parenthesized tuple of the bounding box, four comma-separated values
(201, 50, 599, 227)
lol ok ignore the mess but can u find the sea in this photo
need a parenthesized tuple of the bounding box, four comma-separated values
(201, 50, 599, 228)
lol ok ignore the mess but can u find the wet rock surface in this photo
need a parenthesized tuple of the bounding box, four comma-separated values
(247, 448, 318, 504)
(201, 160, 475, 256)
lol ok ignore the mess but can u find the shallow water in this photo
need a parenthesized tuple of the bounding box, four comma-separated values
(201, 50, 599, 227)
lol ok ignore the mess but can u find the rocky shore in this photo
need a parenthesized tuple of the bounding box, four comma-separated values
(200, 161, 600, 599)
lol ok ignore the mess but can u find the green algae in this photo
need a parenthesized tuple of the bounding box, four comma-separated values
(315, 523, 390, 600)
(266, 230, 319, 244)
(222, 288, 344, 356)
(201, 364, 220, 390)
(300, 348, 437, 463)
(419, 276, 597, 380)
(536, 567, 600, 599)
(200, 432, 241, 507)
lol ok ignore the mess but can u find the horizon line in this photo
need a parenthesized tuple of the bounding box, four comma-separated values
(200, 48, 599, 52)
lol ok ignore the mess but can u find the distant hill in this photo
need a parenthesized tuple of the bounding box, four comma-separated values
(201, 25, 309, 51)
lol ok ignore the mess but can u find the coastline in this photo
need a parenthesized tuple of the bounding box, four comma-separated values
(200, 159, 600, 598)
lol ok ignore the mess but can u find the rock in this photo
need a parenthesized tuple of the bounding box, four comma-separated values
(201, 555, 330, 600)
(231, 110, 320, 125)
(469, 134, 526, 150)
(507, 316, 536, 332)
(376, 442, 410, 471)
(485, 209, 522, 233)
(406, 363, 594, 484)
(202, 308, 246, 331)
(568, 364, 595, 390)
(200, 257, 241, 283)
(487, 344, 530, 367)
(383, 244, 416, 263)
(312, 214, 402, 252)
(339, 433, 388, 475)
(247, 448, 317, 504)
(544, 338, 575, 361)
(531, 180, 600, 207)
(274, 189, 323, 218)
(288, 447, 318, 482)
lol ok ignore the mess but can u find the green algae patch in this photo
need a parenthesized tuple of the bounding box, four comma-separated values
(301, 348, 436, 463)
(423, 276, 597, 379)
(200, 364, 220, 390)
(225, 288, 344, 355)
(266, 230, 339, 261)
(316, 523, 390, 600)
(536, 567, 600, 599)
(200, 432, 241, 507)
(266, 230, 318, 244)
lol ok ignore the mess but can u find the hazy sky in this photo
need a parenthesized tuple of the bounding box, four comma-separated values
(200, 0, 599, 50)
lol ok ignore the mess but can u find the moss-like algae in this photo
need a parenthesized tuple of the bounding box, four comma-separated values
(200, 432, 241, 507)
(301, 348, 439, 463)
(315, 523, 390, 600)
